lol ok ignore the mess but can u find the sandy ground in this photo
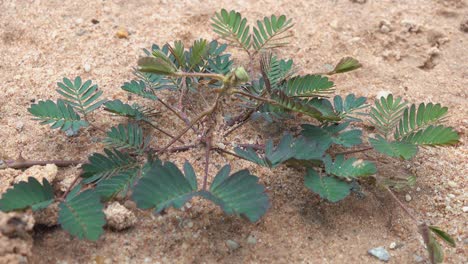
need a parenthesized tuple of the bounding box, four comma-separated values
(1, 0, 467, 263)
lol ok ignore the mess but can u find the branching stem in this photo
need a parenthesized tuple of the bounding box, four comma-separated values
(144, 120, 185, 144)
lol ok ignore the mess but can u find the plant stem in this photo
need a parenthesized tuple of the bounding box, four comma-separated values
(158, 94, 221, 154)
(231, 90, 277, 105)
(1, 159, 83, 170)
(59, 174, 82, 200)
(384, 186, 420, 223)
(173, 71, 224, 81)
(237, 143, 265, 150)
(202, 136, 212, 190)
(212, 147, 247, 160)
(334, 146, 373, 155)
(144, 120, 185, 144)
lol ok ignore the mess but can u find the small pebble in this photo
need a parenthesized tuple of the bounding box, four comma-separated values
(460, 19, 468, 32)
(416, 187, 421, 192)
(84, 64, 91, 72)
(247, 235, 257, 245)
(75, 18, 84, 24)
(447, 181, 457, 188)
(116, 28, 129, 39)
(389, 242, 396, 249)
(65, 128, 79, 137)
(225, 240, 240, 251)
(414, 255, 424, 263)
(379, 20, 392, 33)
(91, 18, 100, 24)
(462, 206, 468, 213)
(15, 121, 24, 132)
(405, 194, 412, 202)
(368, 247, 390, 262)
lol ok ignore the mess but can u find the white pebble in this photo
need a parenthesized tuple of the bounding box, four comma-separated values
(463, 206, 468, 213)
(405, 194, 412, 202)
(447, 181, 457, 188)
(389, 242, 397, 249)
(75, 18, 84, 24)
(84, 64, 91, 72)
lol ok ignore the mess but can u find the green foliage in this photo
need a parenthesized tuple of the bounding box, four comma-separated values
(234, 134, 329, 168)
(104, 123, 150, 154)
(330, 57, 362, 74)
(212, 9, 251, 51)
(369, 135, 418, 160)
(429, 226, 456, 247)
(58, 190, 105, 241)
(370, 94, 407, 138)
(212, 9, 293, 53)
(252, 14, 294, 51)
(199, 165, 270, 222)
(0, 177, 54, 212)
(104, 100, 157, 121)
(395, 103, 448, 140)
(56, 77, 106, 115)
(304, 169, 351, 202)
(138, 50, 178, 75)
(323, 155, 377, 179)
(333, 94, 368, 121)
(301, 122, 362, 148)
(121, 80, 158, 101)
(28, 99, 88, 132)
(95, 170, 137, 201)
(81, 148, 139, 183)
(132, 161, 198, 212)
(282, 75, 335, 97)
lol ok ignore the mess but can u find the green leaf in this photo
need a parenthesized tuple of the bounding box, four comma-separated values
(334, 94, 368, 121)
(330, 57, 362, 74)
(252, 14, 294, 51)
(199, 165, 270, 222)
(323, 154, 377, 178)
(104, 100, 157, 121)
(427, 233, 444, 263)
(168, 40, 186, 68)
(429, 226, 456, 247)
(282, 74, 335, 97)
(132, 161, 198, 212)
(212, 9, 251, 51)
(56, 77, 106, 115)
(95, 170, 138, 201)
(0, 177, 54, 212)
(369, 135, 418, 160)
(137, 51, 177, 76)
(395, 102, 450, 140)
(121, 80, 158, 100)
(28, 99, 89, 132)
(301, 122, 362, 148)
(304, 169, 351, 202)
(81, 149, 139, 184)
(271, 90, 340, 121)
(401, 125, 459, 146)
(234, 134, 330, 168)
(58, 190, 105, 241)
(104, 123, 150, 154)
(188, 39, 209, 70)
(370, 94, 407, 138)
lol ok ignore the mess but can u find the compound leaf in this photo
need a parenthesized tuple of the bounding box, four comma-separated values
(370, 94, 407, 138)
(28, 99, 88, 132)
(188, 39, 209, 70)
(253, 14, 293, 51)
(199, 165, 270, 222)
(81, 149, 139, 184)
(104, 100, 157, 121)
(330, 57, 362, 74)
(212, 9, 251, 51)
(323, 154, 376, 178)
(369, 135, 418, 160)
(95, 170, 138, 201)
(304, 169, 351, 202)
(56, 77, 106, 115)
(137, 51, 177, 76)
(301, 122, 362, 148)
(132, 161, 198, 212)
(104, 123, 150, 154)
(334, 94, 368, 121)
(401, 125, 459, 146)
(121, 80, 158, 101)
(58, 190, 105, 241)
(282, 75, 334, 97)
(0, 177, 54, 212)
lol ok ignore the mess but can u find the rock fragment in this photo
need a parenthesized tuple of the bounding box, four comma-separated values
(14, 164, 58, 184)
(104, 202, 137, 231)
(368, 247, 390, 262)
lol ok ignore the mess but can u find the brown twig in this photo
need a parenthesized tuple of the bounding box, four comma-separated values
(59, 174, 82, 200)
(384, 185, 420, 223)
(202, 136, 212, 190)
(333, 146, 373, 156)
(1, 160, 83, 170)
(212, 147, 247, 160)
(145, 120, 185, 144)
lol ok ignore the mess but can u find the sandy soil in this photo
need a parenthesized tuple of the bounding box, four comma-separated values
(1, 0, 467, 263)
